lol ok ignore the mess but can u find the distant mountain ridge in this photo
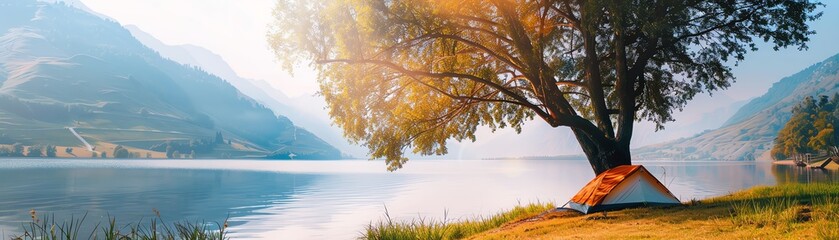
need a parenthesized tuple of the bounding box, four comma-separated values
(123, 25, 363, 158)
(0, 0, 340, 159)
(123, 25, 296, 120)
(634, 53, 839, 160)
(35, 0, 113, 20)
(722, 64, 822, 127)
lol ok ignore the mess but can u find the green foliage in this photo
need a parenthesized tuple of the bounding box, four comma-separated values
(113, 145, 130, 158)
(26, 145, 44, 157)
(270, 0, 822, 170)
(772, 94, 839, 159)
(45, 145, 57, 157)
(91, 151, 98, 158)
(154, 138, 218, 159)
(362, 202, 554, 240)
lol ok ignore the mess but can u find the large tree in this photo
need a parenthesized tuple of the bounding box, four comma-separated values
(269, 0, 821, 174)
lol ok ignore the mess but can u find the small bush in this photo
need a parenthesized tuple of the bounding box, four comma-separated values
(46, 145, 57, 157)
(26, 145, 44, 157)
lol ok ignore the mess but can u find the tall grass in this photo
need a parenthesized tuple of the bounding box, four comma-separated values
(726, 183, 839, 234)
(10, 210, 228, 240)
(361, 202, 554, 240)
(729, 197, 801, 228)
(816, 222, 839, 240)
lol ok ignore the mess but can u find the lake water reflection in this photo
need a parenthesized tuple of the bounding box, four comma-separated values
(0, 159, 835, 239)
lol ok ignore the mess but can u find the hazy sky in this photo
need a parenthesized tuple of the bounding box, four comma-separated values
(78, 0, 318, 98)
(75, 0, 839, 157)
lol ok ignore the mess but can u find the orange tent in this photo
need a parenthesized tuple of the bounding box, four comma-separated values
(566, 165, 680, 214)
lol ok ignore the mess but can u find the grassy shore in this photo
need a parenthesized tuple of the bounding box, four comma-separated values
(774, 159, 839, 170)
(362, 203, 555, 240)
(9, 211, 228, 240)
(364, 183, 839, 240)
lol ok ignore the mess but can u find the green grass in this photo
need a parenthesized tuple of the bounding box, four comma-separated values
(361, 202, 555, 240)
(470, 183, 839, 240)
(723, 184, 839, 237)
(10, 211, 228, 240)
(0, 128, 81, 146)
(76, 128, 200, 143)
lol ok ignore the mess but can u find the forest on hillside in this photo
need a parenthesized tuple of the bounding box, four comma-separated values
(772, 94, 839, 159)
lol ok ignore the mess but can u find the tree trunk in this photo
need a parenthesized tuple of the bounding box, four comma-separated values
(572, 129, 632, 175)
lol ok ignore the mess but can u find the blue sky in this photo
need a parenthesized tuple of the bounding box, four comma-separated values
(75, 0, 839, 157)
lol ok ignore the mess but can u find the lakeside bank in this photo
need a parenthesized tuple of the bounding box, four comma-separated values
(774, 159, 839, 171)
(364, 183, 839, 239)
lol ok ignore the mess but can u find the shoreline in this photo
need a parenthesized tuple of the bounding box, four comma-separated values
(773, 159, 839, 170)
(468, 183, 839, 239)
(364, 183, 839, 239)
(772, 160, 798, 166)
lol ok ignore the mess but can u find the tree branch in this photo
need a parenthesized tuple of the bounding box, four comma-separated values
(316, 58, 551, 120)
(580, 3, 615, 139)
(556, 81, 587, 88)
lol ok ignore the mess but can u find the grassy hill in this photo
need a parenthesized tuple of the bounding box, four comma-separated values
(0, 0, 340, 159)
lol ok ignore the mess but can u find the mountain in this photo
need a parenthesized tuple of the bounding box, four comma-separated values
(0, 0, 340, 159)
(123, 25, 368, 158)
(123, 25, 298, 117)
(721, 66, 820, 128)
(634, 53, 839, 160)
(35, 0, 113, 21)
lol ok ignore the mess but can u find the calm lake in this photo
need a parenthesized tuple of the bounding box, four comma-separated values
(0, 159, 836, 239)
